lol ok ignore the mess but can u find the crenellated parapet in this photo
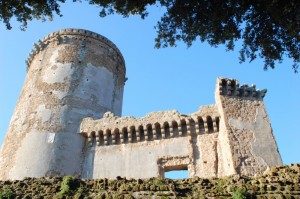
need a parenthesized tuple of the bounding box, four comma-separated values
(217, 77, 267, 99)
(25, 28, 126, 77)
(80, 105, 220, 147)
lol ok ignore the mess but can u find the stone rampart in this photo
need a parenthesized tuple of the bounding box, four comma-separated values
(80, 105, 219, 147)
(78, 77, 282, 179)
(80, 105, 222, 179)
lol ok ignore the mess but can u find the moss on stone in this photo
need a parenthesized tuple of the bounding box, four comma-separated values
(0, 164, 299, 198)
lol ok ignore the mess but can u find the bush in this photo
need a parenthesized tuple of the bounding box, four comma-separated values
(0, 185, 14, 199)
(233, 188, 247, 199)
(57, 176, 74, 197)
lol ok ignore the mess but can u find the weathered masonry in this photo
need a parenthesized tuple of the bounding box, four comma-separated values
(0, 29, 125, 180)
(0, 29, 282, 180)
(80, 78, 282, 179)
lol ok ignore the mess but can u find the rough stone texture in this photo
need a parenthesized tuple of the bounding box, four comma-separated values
(79, 78, 281, 179)
(0, 28, 282, 181)
(0, 164, 299, 198)
(80, 106, 221, 179)
(215, 77, 282, 177)
(0, 29, 125, 180)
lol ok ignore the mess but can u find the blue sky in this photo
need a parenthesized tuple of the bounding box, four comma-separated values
(0, 2, 299, 178)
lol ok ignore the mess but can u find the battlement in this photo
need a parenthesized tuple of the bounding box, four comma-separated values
(80, 105, 220, 147)
(217, 77, 267, 99)
(25, 28, 126, 73)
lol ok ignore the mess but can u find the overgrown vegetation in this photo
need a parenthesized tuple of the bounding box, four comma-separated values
(0, 185, 14, 199)
(233, 187, 247, 199)
(0, 164, 298, 198)
(56, 176, 76, 197)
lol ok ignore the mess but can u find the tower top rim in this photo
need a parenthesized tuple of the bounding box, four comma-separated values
(26, 28, 126, 72)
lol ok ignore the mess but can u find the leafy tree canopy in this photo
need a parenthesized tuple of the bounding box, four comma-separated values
(1, 0, 299, 72)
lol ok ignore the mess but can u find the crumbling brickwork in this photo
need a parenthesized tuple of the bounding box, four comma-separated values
(79, 77, 282, 179)
(0, 29, 282, 180)
(215, 78, 282, 176)
(0, 29, 125, 180)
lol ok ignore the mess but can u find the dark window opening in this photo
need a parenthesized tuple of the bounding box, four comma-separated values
(181, 120, 187, 136)
(115, 131, 120, 144)
(198, 117, 205, 134)
(155, 124, 162, 139)
(147, 125, 153, 141)
(98, 131, 104, 146)
(106, 130, 112, 145)
(123, 128, 128, 144)
(131, 128, 137, 143)
(189, 119, 195, 135)
(139, 126, 145, 141)
(172, 121, 178, 137)
(164, 123, 170, 139)
(207, 116, 214, 133)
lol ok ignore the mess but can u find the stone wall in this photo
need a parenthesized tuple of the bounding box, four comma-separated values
(215, 77, 282, 176)
(80, 106, 222, 179)
(0, 164, 299, 198)
(0, 29, 126, 180)
(80, 77, 282, 179)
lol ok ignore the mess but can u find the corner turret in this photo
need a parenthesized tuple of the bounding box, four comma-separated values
(215, 77, 282, 176)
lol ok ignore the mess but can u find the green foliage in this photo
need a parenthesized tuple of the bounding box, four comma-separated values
(215, 177, 229, 193)
(0, 185, 14, 199)
(154, 0, 300, 72)
(1, 0, 299, 72)
(57, 176, 75, 197)
(153, 178, 165, 186)
(232, 187, 247, 199)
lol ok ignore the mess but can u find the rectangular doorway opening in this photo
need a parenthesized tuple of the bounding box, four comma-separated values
(164, 165, 188, 179)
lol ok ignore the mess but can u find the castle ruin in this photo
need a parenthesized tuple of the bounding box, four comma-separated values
(0, 29, 282, 180)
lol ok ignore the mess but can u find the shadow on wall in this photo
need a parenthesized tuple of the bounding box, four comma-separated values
(81, 139, 95, 179)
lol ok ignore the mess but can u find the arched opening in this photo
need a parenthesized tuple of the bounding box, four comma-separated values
(88, 131, 96, 146)
(122, 127, 128, 144)
(155, 123, 161, 140)
(172, 121, 179, 137)
(138, 125, 145, 142)
(207, 116, 214, 133)
(131, 126, 137, 143)
(198, 117, 205, 134)
(147, 124, 153, 141)
(181, 120, 187, 136)
(114, 128, 120, 144)
(189, 119, 195, 135)
(106, 129, 112, 145)
(164, 122, 170, 139)
(98, 130, 104, 146)
(90, 131, 96, 138)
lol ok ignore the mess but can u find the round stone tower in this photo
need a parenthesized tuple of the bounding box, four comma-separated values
(0, 29, 126, 180)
